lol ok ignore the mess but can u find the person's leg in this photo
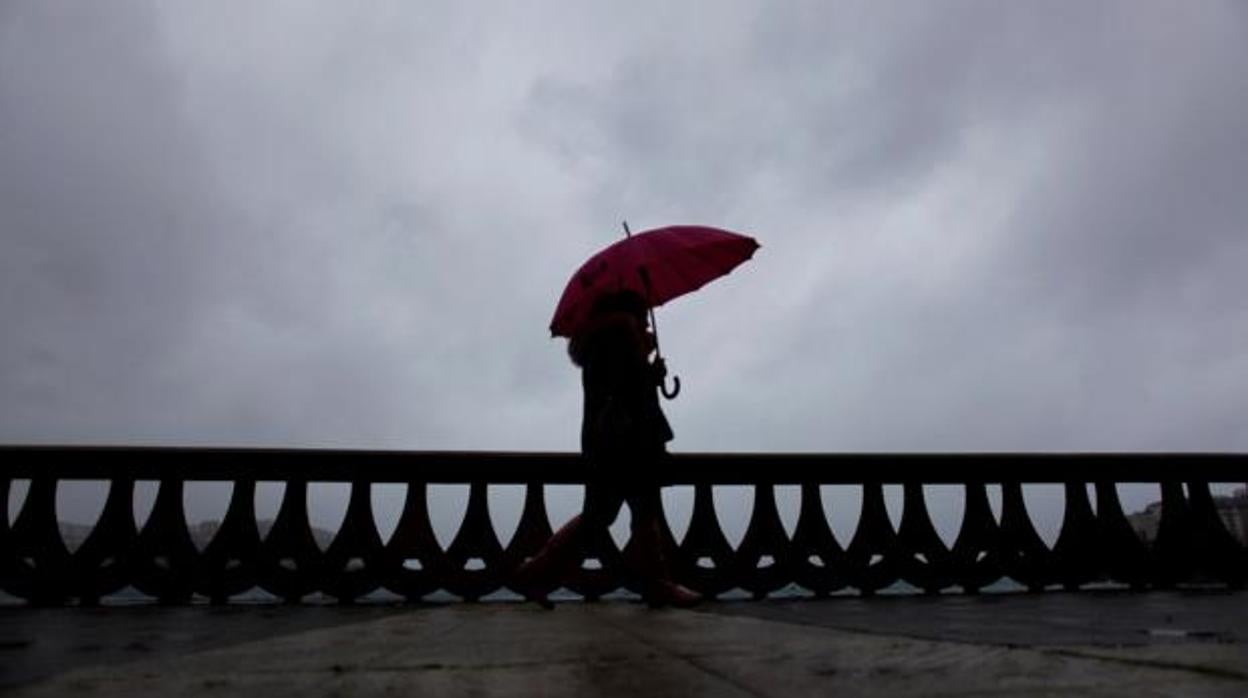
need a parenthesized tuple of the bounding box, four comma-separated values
(622, 486, 664, 576)
(625, 487, 663, 546)
(624, 485, 701, 607)
(513, 479, 625, 606)
(582, 479, 627, 534)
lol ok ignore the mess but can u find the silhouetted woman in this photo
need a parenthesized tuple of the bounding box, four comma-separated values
(515, 290, 701, 607)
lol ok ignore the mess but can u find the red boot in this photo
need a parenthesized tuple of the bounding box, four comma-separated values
(645, 579, 703, 608)
(512, 515, 584, 609)
(628, 519, 702, 608)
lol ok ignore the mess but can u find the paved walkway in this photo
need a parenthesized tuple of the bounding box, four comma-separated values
(3, 592, 1246, 696)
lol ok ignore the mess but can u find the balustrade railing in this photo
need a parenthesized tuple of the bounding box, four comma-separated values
(2, 447, 1245, 604)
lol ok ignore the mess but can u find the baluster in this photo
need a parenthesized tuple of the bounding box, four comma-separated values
(257, 480, 324, 602)
(195, 479, 263, 603)
(132, 478, 198, 603)
(895, 482, 955, 593)
(381, 481, 444, 601)
(1051, 482, 1098, 589)
(731, 483, 795, 598)
(1151, 481, 1192, 588)
(72, 477, 138, 603)
(441, 482, 506, 601)
(674, 484, 737, 597)
(321, 481, 387, 602)
(789, 483, 850, 595)
(949, 482, 1004, 593)
(844, 483, 903, 594)
(1184, 481, 1246, 587)
(996, 482, 1054, 590)
(1093, 482, 1149, 589)
(9, 477, 71, 604)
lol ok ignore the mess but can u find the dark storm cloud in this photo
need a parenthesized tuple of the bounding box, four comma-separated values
(2, 1, 1247, 460)
(0, 4, 476, 447)
(521, 5, 1103, 217)
(0, 3, 235, 441)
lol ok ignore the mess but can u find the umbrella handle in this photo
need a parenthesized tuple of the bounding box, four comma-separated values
(660, 374, 681, 400)
(638, 263, 680, 399)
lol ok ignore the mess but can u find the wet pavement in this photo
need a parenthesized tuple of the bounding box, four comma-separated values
(2, 592, 1245, 696)
(1, 604, 406, 689)
(710, 589, 1248, 647)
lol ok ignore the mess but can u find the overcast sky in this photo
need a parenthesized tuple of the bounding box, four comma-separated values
(5, 2, 1248, 454)
(4, 2, 1248, 557)
(4, 0, 1248, 546)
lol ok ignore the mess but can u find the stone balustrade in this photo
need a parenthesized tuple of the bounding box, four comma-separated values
(2, 447, 1245, 604)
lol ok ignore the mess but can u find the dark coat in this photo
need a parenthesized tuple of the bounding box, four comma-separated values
(575, 311, 674, 461)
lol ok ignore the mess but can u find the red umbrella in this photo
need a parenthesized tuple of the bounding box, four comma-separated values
(550, 224, 760, 397)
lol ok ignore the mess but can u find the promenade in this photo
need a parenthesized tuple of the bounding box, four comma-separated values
(4, 591, 1245, 697)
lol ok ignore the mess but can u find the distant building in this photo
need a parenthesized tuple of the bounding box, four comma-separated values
(1127, 487, 1248, 545)
(1128, 501, 1163, 544)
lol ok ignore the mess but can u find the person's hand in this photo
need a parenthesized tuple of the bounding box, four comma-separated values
(652, 357, 668, 382)
(642, 329, 657, 355)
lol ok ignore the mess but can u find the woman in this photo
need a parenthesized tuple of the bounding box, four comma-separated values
(514, 290, 701, 608)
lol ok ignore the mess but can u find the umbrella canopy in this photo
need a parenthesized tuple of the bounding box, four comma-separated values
(550, 225, 759, 338)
